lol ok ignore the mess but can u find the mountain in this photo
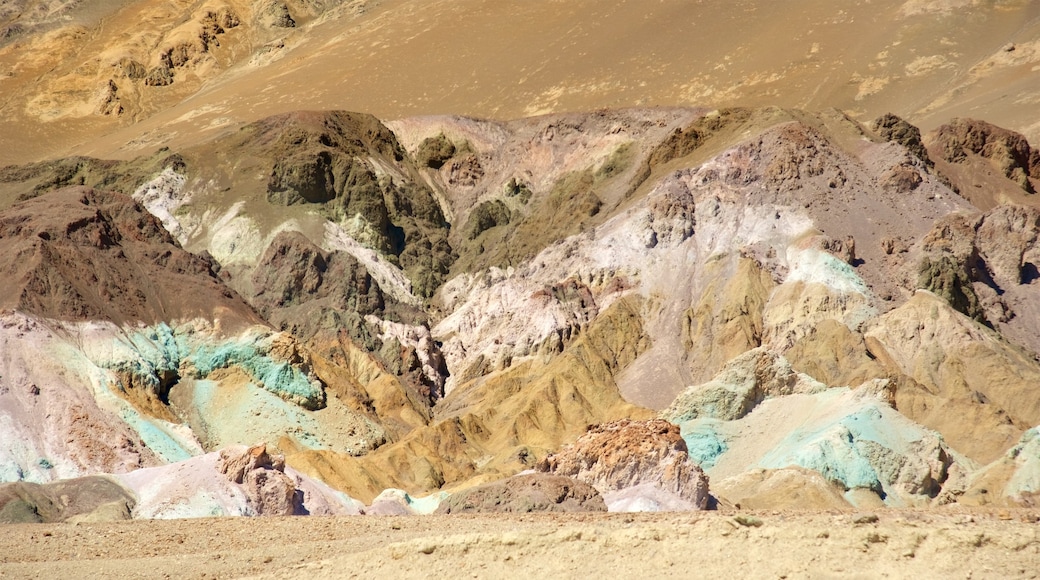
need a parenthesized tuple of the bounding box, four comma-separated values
(2, 0, 1040, 520)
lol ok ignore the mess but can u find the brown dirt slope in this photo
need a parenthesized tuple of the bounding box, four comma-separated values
(0, 186, 259, 326)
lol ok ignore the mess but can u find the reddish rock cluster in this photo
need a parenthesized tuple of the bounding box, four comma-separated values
(538, 419, 711, 510)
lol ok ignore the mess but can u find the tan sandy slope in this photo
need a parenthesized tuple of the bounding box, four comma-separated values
(2, 0, 1040, 164)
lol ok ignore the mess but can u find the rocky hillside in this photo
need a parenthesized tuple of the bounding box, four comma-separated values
(2, 102, 1040, 514)
(2, 0, 1040, 520)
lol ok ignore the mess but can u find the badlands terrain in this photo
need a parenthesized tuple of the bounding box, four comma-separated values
(2, 0, 1040, 577)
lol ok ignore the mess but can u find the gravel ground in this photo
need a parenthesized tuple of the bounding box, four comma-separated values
(1, 509, 1038, 579)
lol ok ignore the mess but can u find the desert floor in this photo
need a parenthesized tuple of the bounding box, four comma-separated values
(1, 509, 1038, 579)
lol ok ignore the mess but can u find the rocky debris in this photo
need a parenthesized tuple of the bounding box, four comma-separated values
(733, 514, 763, 527)
(932, 118, 1040, 193)
(852, 512, 880, 524)
(218, 444, 303, 516)
(434, 473, 606, 514)
(537, 419, 710, 511)
(0, 476, 135, 523)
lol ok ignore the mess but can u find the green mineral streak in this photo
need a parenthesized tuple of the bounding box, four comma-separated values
(680, 421, 728, 469)
(111, 323, 190, 390)
(119, 411, 194, 463)
(756, 402, 925, 495)
(777, 427, 882, 492)
(819, 253, 869, 295)
(105, 325, 323, 411)
(189, 340, 323, 410)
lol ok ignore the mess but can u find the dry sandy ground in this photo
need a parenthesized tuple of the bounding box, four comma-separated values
(1, 510, 1038, 579)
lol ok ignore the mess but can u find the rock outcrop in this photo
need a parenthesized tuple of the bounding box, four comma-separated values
(3, 106, 1040, 513)
(865, 291, 1040, 464)
(932, 118, 1040, 193)
(537, 419, 711, 511)
(712, 467, 853, 511)
(217, 444, 302, 516)
(0, 187, 259, 326)
(117, 446, 362, 519)
(662, 348, 826, 423)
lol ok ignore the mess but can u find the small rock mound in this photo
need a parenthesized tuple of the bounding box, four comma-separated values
(0, 476, 135, 524)
(434, 473, 606, 514)
(870, 113, 933, 167)
(713, 467, 852, 511)
(537, 419, 711, 511)
(218, 444, 302, 516)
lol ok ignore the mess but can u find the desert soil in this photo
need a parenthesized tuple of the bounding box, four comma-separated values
(1, 509, 1038, 579)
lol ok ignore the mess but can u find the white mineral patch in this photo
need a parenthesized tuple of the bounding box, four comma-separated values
(365, 316, 443, 391)
(206, 202, 265, 266)
(132, 168, 189, 245)
(323, 221, 420, 306)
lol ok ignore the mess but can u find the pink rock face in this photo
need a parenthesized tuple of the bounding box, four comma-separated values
(537, 419, 711, 510)
(218, 444, 300, 516)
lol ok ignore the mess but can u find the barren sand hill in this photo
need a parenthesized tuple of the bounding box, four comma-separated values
(2, 0, 1040, 165)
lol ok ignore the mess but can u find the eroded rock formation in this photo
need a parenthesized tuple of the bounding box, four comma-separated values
(538, 419, 711, 511)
